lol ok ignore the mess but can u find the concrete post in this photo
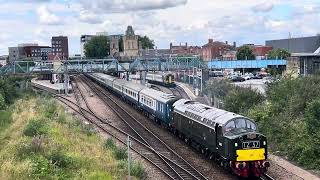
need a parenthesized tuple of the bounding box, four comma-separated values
(64, 63, 69, 95)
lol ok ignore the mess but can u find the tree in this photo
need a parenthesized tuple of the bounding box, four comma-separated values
(268, 48, 291, 59)
(305, 99, 320, 137)
(236, 45, 255, 60)
(0, 93, 5, 110)
(84, 36, 110, 58)
(138, 35, 155, 49)
(204, 79, 232, 99)
(224, 87, 265, 114)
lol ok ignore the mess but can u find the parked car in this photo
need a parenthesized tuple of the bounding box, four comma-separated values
(209, 71, 224, 77)
(243, 73, 254, 80)
(231, 76, 245, 82)
(252, 74, 263, 79)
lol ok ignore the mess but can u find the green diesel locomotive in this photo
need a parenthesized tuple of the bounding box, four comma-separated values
(172, 99, 269, 177)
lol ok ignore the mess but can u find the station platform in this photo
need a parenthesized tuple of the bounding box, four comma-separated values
(176, 82, 196, 100)
(176, 82, 211, 105)
(31, 78, 72, 94)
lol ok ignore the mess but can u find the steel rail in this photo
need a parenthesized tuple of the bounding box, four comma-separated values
(81, 75, 208, 180)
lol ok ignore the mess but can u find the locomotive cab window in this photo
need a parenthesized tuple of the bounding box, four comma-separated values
(223, 118, 257, 136)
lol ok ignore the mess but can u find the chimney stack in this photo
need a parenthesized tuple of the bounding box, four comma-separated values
(225, 41, 228, 45)
(186, 42, 188, 47)
(209, 39, 213, 43)
(170, 42, 172, 49)
(233, 42, 236, 48)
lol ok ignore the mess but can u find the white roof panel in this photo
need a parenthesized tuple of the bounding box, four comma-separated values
(173, 99, 250, 127)
(140, 88, 177, 103)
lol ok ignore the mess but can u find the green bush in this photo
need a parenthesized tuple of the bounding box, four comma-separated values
(131, 162, 145, 179)
(82, 124, 95, 136)
(31, 155, 53, 179)
(57, 112, 66, 124)
(48, 151, 74, 168)
(224, 87, 265, 114)
(0, 93, 5, 110)
(104, 138, 116, 150)
(204, 79, 232, 99)
(246, 75, 320, 170)
(0, 110, 12, 127)
(43, 100, 59, 119)
(23, 118, 48, 137)
(114, 147, 127, 160)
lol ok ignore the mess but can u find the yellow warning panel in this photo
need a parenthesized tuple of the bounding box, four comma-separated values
(236, 148, 266, 161)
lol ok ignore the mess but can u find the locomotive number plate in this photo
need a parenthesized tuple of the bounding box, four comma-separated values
(242, 141, 260, 149)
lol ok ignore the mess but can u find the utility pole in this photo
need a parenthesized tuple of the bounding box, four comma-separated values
(127, 136, 131, 180)
(64, 62, 69, 95)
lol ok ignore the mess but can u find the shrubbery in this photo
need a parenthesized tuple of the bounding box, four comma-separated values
(23, 118, 48, 137)
(247, 75, 320, 170)
(104, 138, 145, 179)
(206, 76, 320, 170)
(205, 79, 265, 113)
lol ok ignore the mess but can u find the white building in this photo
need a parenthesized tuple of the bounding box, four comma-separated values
(80, 35, 95, 57)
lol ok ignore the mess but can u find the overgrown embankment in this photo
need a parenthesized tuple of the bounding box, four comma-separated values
(205, 76, 320, 171)
(0, 77, 145, 179)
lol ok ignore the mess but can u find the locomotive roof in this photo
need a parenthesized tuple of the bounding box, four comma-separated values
(140, 88, 178, 104)
(173, 99, 249, 127)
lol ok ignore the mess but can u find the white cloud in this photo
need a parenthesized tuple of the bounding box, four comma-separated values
(79, 10, 103, 24)
(303, 5, 320, 14)
(1, 0, 320, 55)
(252, 1, 274, 12)
(36, 5, 62, 25)
(78, 0, 187, 13)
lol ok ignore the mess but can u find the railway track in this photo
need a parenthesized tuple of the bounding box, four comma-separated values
(260, 173, 275, 180)
(79, 75, 208, 180)
(52, 89, 179, 179)
(36, 76, 275, 180)
(170, 87, 183, 97)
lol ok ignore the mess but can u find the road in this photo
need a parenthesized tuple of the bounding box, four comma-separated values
(232, 79, 267, 94)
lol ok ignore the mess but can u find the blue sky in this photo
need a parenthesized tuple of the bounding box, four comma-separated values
(0, 0, 319, 55)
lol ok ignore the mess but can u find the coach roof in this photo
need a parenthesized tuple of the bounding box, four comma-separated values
(140, 88, 177, 104)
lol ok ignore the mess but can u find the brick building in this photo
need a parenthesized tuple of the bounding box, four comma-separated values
(201, 39, 236, 61)
(51, 36, 69, 60)
(169, 42, 201, 56)
(241, 45, 273, 60)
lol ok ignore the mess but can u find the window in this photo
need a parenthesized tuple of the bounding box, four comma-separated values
(246, 120, 257, 131)
(223, 118, 257, 136)
(225, 121, 235, 132)
(235, 119, 246, 129)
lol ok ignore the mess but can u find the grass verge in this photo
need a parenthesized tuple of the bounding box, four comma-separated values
(0, 96, 145, 179)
